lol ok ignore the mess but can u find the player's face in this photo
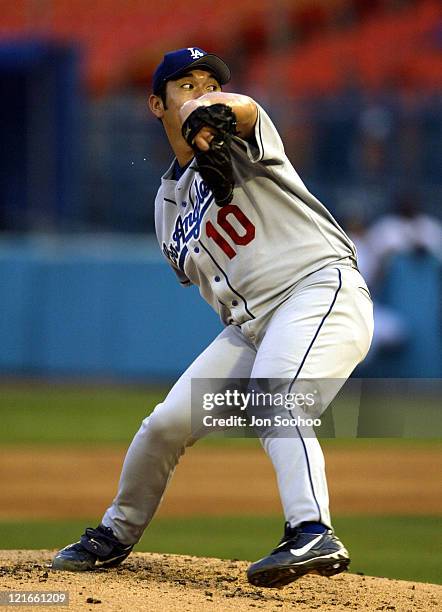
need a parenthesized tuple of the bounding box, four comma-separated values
(165, 69, 221, 108)
(149, 70, 221, 147)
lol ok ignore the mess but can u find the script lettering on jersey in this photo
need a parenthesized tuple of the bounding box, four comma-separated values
(162, 178, 213, 269)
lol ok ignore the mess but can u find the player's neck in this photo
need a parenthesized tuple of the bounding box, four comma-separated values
(164, 125, 194, 167)
(173, 142, 194, 167)
(175, 150, 194, 167)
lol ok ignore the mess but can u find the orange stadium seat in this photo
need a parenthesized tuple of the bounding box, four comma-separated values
(0, 0, 440, 94)
(246, 0, 441, 96)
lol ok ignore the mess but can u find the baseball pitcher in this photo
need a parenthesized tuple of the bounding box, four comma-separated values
(52, 47, 374, 588)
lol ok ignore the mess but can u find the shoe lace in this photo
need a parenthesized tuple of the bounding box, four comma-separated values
(271, 522, 302, 554)
(80, 525, 120, 557)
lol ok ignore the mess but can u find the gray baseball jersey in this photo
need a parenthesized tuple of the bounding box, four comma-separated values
(100, 102, 373, 547)
(155, 104, 357, 338)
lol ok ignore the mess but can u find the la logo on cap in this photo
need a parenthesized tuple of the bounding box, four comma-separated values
(188, 47, 205, 60)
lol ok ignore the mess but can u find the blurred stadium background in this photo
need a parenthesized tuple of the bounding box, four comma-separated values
(0, 0, 441, 585)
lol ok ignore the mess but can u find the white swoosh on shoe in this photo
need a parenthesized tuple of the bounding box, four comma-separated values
(290, 534, 323, 557)
(95, 554, 126, 566)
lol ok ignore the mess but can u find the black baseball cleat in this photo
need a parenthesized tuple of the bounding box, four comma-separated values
(52, 524, 133, 571)
(247, 522, 350, 588)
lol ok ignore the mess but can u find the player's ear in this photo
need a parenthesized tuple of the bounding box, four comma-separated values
(149, 94, 165, 118)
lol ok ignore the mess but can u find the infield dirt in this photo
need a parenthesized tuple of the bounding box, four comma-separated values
(1, 445, 441, 519)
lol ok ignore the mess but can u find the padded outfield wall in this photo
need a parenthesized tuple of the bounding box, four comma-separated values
(0, 235, 440, 379)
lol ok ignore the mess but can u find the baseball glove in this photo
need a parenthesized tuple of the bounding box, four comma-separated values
(181, 103, 237, 207)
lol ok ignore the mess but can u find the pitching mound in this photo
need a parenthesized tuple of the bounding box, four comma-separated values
(1, 551, 440, 611)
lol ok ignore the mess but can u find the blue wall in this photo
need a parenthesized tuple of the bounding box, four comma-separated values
(0, 237, 440, 379)
(368, 252, 441, 378)
(0, 236, 222, 378)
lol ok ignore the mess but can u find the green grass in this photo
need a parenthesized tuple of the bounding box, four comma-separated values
(0, 384, 440, 447)
(0, 516, 440, 584)
(0, 385, 165, 445)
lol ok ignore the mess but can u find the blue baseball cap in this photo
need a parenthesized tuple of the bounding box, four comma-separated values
(152, 47, 231, 95)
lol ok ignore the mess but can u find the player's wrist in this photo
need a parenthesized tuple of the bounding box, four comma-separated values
(179, 99, 203, 125)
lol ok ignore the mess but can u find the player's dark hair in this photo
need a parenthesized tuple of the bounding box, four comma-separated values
(157, 82, 168, 110)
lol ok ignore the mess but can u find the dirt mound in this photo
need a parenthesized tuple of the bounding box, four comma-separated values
(0, 551, 440, 611)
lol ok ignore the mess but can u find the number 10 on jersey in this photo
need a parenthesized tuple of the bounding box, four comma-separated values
(205, 204, 255, 259)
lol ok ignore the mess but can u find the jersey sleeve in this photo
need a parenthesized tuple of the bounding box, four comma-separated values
(237, 104, 286, 165)
(171, 264, 192, 287)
